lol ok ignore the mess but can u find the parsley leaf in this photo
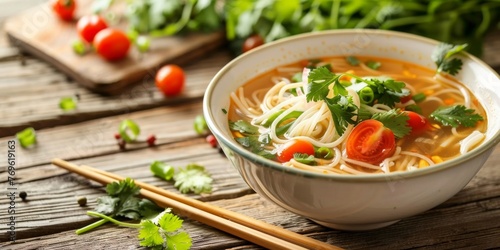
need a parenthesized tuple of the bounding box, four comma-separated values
(139, 210, 192, 250)
(430, 105, 483, 128)
(173, 164, 213, 194)
(432, 43, 468, 75)
(324, 95, 358, 136)
(372, 109, 411, 138)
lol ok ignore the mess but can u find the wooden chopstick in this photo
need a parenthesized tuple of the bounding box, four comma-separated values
(51, 158, 340, 250)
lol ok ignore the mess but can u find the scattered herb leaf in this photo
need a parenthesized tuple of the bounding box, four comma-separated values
(372, 109, 411, 138)
(173, 164, 213, 194)
(346, 56, 360, 66)
(229, 120, 258, 135)
(366, 61, 381, 70)
(293, 153, 316, 165)
(432, 43, 468, 75)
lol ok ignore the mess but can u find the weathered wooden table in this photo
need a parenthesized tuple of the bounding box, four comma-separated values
(1, 5, 500, 250)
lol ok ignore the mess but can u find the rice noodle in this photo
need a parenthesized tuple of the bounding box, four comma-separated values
(460, 130, 485, 154)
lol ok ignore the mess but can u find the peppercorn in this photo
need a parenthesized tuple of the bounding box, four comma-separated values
(19, 191, 27, 201)
(77, 196, 87, 207)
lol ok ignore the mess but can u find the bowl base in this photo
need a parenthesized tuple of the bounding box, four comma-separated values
(311, 219, 400, 231)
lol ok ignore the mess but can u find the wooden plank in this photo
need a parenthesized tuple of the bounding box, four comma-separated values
(0, 50, 232, 138)
(4, 1, 226, 95)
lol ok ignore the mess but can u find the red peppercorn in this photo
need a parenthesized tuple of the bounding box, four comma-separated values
(146, 135, 156, 147)
(206, 134, 218, 148)
(114, 133, 121, 140)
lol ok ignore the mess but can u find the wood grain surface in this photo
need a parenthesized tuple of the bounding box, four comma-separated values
(4, 1, 226, 95)
(1, 6, 500, 250)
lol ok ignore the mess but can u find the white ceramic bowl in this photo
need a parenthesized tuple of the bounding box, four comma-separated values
(203, 29, 500, 230)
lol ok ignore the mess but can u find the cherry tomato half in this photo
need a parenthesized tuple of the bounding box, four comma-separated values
(155, 65, 185, 96)
(93, 28, 130, 61)
(277, 140, 315, 163)
(77, 15, 108, 43)
(51, 0, 76, 21)
(242, 35, 264, 53)
(404, 111, 430, 136)
(346, 119, 396, 165)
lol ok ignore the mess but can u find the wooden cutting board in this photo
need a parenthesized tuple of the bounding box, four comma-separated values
(4, 1, 226, 95)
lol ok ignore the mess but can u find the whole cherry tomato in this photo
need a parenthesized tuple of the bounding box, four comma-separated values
(93, 28, 130, 61)
(77, 15, 108, 43)
(277, 140, 315, 163)
(242, 35, 264, 53)
(51, 0, 76, 21)
(346, 119, 396, 165)
(155, 65, 186, 96)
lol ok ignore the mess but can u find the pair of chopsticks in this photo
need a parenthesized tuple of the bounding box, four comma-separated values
(51, 158, 340, 250)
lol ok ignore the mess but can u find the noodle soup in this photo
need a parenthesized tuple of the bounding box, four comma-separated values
(228, 55, 486, 175)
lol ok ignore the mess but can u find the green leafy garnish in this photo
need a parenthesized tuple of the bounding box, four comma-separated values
(173, 164, 213, 194)
(139, 210, 192, 250)
(59, 96, 78, 111)
(293, 153, 316, 165)
(372, 109, 411, 138)
(346, 56, 360, 66)
(16, 127, 37, 148)
(307, 67, 347, 100)
(430, 105, 484, 128)
(229, 120, 258, 135)
(76, 178, 163, 235)
(315, 147, 334, 160)
(150, 161, 175, 181)
(365, 61, 381, 70)
(432, 43, 468, 75)
(324, 95, 358, 136)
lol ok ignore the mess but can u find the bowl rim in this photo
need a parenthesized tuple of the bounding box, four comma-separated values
(203, 29, 500, 182)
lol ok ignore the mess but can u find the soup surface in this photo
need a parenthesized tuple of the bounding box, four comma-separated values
(228, 55, 486, 174)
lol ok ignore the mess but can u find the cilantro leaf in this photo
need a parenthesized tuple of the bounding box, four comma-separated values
(324, 95, 358, 136)
(372, 109, 411, 138)
(432, 43, 468, 75)
(307, 67, 345, 101)
(366, 78, 408, 107)
(173, 164, 213, 194)
(430, 105, 484, 128)
(139, 220, 164, 248)
(366, 60, 381, 70)
(235, 136, 275, 159)
(139, 210, 192, 250)
(346, 56, 360, 66)
(293, 153, 316, 165)
(229, 120, 259, 135)
(94, 196, 119, 215)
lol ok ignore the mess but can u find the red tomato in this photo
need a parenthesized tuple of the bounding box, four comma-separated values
(51, 0, 76, 21)
(77, 15, 108, 43)
(400, 93, 412, 104)
(93, 28, 130, 61)
(404, 111, 429, 136)
(155, 65, 185, 96)
(346, 120, 396, 165)
(242, 35, 264, 53)
(277, 140, 315, 163)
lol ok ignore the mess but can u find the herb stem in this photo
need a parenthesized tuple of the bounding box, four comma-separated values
(75, 218, 109, 235)
(87, 211, 142, 228)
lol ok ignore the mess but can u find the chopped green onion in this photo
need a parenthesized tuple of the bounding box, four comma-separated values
(412, 93, 427, 103)
(72, 40, 87, 56)
(119, 119, 141, 142)
(359, 86, 375, 104)
(193, 115, 208, 135)
(346, 56, 360, 66)
(262, 110, 303, 127)
(135, 36, 150, 53)
(150, 161, 175, 181)
(315, 147, 334, 159)
(221, 108, 227, 114)
(16, 127, 36, 148)
(59, 97, 77, 111)
(366, 61, 381, 70)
